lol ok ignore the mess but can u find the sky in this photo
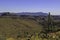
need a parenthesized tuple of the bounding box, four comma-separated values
(0, 0, 60, 15)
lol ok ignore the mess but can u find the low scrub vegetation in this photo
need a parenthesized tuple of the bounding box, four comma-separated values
(0, 12, 60, 40)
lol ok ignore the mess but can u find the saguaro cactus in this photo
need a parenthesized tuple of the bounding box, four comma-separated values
(47, 12, 53, 32)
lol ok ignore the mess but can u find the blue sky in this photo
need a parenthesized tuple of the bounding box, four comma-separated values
(0, 0, 60, 15)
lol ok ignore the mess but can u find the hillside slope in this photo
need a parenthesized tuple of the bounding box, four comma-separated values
(0, 17, 42, 37)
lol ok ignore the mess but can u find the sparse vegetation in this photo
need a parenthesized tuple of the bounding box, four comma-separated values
(0, 12, 60, 40)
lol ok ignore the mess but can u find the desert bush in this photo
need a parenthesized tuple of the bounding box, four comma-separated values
(0, 35, 6, 40)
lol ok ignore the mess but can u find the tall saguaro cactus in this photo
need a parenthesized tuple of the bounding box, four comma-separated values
(47, 12, 53, 32)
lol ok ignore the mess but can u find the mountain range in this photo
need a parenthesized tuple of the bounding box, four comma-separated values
(13, 12, 48, 16)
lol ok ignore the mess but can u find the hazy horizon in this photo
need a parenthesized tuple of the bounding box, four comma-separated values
(0, 0, 60, 15)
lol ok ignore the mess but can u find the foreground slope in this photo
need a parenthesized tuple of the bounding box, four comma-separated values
(0, 17, 42, 37)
